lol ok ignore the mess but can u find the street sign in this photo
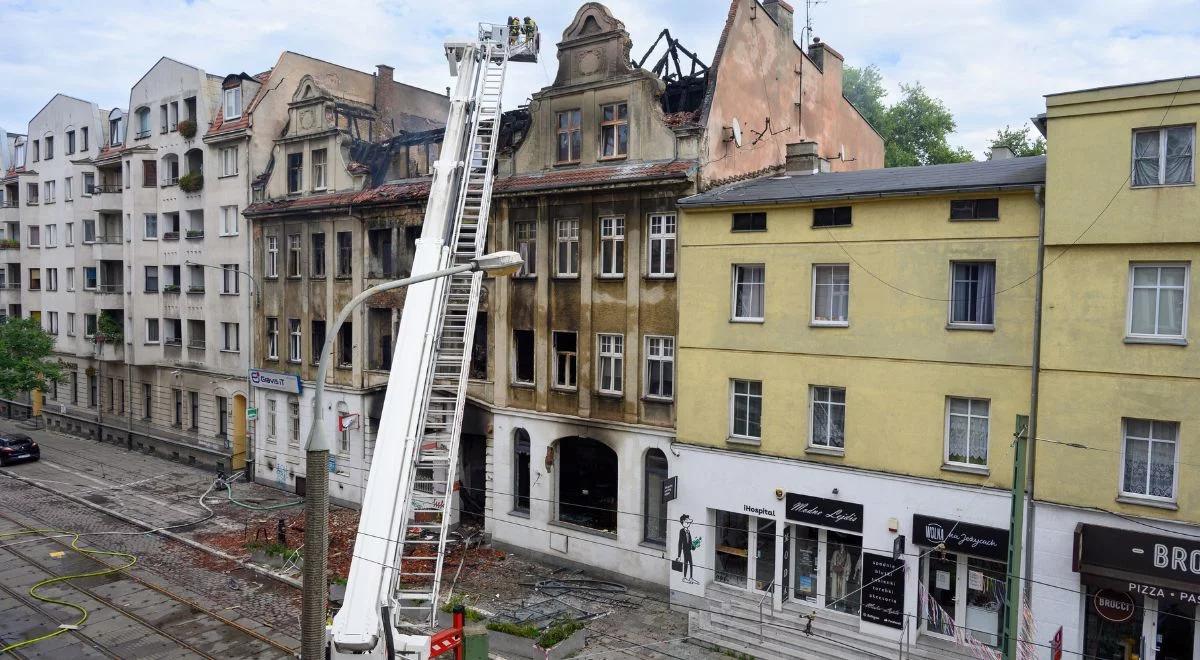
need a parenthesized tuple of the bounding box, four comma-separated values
(247, 406, 258, 421)
(328, 456, 337, 473)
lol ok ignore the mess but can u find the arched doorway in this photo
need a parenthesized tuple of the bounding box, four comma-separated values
(231, 393, 247, 470)
(556, 436, 618, 533)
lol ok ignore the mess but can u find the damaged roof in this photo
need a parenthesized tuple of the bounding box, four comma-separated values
(679, 156, 1046, 207)
(495, 159, 695, 195)
(244, 177, 433, 216)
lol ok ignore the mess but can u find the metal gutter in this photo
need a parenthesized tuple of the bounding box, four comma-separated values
(678, 182, 1043, 209)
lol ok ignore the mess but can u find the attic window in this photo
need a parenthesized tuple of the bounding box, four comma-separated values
(813, 206, 852, 228)
(732, 212, 766, 232)
(950, 198, 999, 221)
(224, 87, 242, 120)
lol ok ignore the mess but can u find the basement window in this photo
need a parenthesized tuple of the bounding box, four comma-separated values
(949, 198, 999, 221)
(556, 437, 618, 533)
(812, 206, 852, 228)
(512, 329, 534, 385)
(731, 212, 766, 232)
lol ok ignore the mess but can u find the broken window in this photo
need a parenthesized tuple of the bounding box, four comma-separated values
(311, 320, 326, 365)
(311, 233, 326, 277)
(732, 212, 767, 232)
(470, 313, 488, 379)
(555, 110, 581, 163)
(287, 152, 303, 193)
(599, 102, 628, 159)
(368, 308, 393, 370)
(557, 437, 618, 533)
(512, 329, 534, 385)
(812, 206, 852, 228)
(643, 449, 668, 545)
(513, 221, 536, 277)
(368, 228, 394, 278)
(338, 321, 353, 368)
(552, 331, 577, 390)
(266, 317, 279, 359)
(513, 428, 531, 513)
(287, 234, 302, 277)
(336, 231, 353, 277)
(949, 198, 999, 221)
(598, 216, 624, 277)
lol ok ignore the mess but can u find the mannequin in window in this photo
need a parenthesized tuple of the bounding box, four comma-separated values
(830, 544, 850, 601)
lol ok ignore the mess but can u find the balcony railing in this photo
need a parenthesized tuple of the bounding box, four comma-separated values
(185, 230, 204, 239)
(91, 185, 121, 194)
(1, 201, 17, 208)
(186, 285, 205, 294)
(135, 129, 152, 140)
(163, 284, 181, 293)
(93, 234, 122, 244)
(0, 282, 19, 289)
(162, 231, 180, 241)
(96, 283, 124, 294)
(164, 337, 182, 347)
(188, 338, 206, 349)
(161, 177, 179, 187)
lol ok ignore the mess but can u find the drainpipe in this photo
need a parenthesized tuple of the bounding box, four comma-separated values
(1022, 183, 1046, 631)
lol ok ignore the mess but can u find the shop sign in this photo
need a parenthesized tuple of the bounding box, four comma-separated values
(912, 514, 1008, 562)
(663, 476, 677, 502)
(1092, 588, 1135, 623)
(784, 492, 863, 533)
(249, 368, 302, 394)
(860, 552, 905, 629)
(781, 526, 791, 602)
(1076, 524, 1200, 589)
(1085, 573, 1200, 606)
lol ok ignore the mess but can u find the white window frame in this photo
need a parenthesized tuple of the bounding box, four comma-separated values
(596, 333, 624, 395)
(220, 205, 239, 236)
(221, 264, 240, 294)
(144, 214, 157, 239)
(644, 335, 675, 401)
(731, 264, 766, 322)
(729, 379, 763, 442)
(288, 398, 300, 446)
(220, 146, 239, 177)
(45, 224, 57, 247)
(948, 261, 996, 328)
(809, 386, 846, 450)
(647, 213, 676, 278)
(1131, 125, 1194, 187)
(312, 148, 327, 190)
(811, 264, 850, 326)
(598, 216, 625, 278)
(288, 319, 302, 362)
(287, 234, 302, 277)
(266, 398, 278, 442)
(944, 397, 990, 468)
(552, 331, 578, 391)
(221, 322, 240, 352)
(145, 318, 160, 344)
(514, 221, 537, 277)
(556, 219, 580, 277)
(1119, 418, 1179, 502)
(266, 317, 279, 359)
(65, 223, 73, 246)
(1126, 262, 1189, 342)
(266, 236, 278, 278)
(47, 311, 58, 335)
(223, 87, 242, 119)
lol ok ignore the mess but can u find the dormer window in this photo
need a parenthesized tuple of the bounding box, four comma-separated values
(224, 87, 242, 119)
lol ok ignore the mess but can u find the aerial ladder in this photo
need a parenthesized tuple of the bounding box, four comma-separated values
(329, 21, 538, 659)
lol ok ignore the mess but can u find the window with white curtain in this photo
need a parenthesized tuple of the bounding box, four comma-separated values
(730, 379, 762, 441)
(1121, 418, 1178, 500)
(224, 87, 242, 119)
(221, 322, 240, 352)
(288, 318, 302, 362)
(1127, 264, 1188, 340)
(949, 262, 995, 326)
(599, 216, 624, 277)
(221, 205, 239, 235)
(809, 386, 846, 449)
(266, 317, 279, 359)
(513, 221, 536, 277)
(597, 333, 624, 394)
(812, 264, 849, 325)
(732, 264, 765, 321)
(945, 397, 989, 467)
(221, 264, 240, 294)
(266, 235, 278, 277)
(1132, 125, 1194, 187)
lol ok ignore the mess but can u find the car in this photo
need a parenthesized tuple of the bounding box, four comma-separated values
(0, 433, 40, 466)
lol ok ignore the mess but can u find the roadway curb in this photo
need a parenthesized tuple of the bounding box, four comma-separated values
(0, 468, 303, 590)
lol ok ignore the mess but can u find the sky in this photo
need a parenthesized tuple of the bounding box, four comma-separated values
(1, 0, 1199, 157)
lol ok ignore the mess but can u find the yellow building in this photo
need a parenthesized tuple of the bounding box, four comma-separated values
(1030, 76, 1200, 660)
(669, 153, 1045, 658)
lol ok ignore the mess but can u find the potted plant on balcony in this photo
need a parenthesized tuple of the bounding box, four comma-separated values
(186, 229, 204, 239)
(178, 118, 197, 139)
(96, 314, 124, 344)
(163, 284, 180, 293)
(0, 238, 19, 249)
(179, 171, 203, 193)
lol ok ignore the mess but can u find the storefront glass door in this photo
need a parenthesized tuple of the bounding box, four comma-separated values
(1156, 601, 1195, 660)
(1082, 584, 1144, 660)
(924, 553, 958, 637)
(791, 525, 819, 602)
(754, 519, 776, 592)
(715, 511, 749, 587)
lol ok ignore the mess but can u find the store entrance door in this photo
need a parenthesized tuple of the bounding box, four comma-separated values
(1155, 601, 1195, 660)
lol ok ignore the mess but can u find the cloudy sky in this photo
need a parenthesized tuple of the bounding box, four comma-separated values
(2, 0, 1198, 156)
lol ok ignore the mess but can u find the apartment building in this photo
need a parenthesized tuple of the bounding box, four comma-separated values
(467, 0, 882, 589)
(242, 64, 447, 506)
(1, 127, 26, 320)
(1029, 76, 1200, 660)
(673, 156, 1045, 658)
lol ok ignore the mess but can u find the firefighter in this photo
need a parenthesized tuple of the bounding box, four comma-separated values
(508, 16, 521, 45)
(523, 17, 537, 44)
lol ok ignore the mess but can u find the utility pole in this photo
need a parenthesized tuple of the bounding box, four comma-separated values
(1002, 414, 1030, 660)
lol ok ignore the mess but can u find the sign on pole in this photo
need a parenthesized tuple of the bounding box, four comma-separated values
(247, 406, 258, 421)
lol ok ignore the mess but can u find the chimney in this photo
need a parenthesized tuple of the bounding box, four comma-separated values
(989, 146, 1015, 160)
(761, 0, 795, 42)
(785, 141, 829, 175)
(374, 64, 394, 109)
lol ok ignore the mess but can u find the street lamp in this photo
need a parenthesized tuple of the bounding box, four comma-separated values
(302, 250, 522, 657)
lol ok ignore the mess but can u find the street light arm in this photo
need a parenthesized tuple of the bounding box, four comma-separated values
(183, 260, 261, 305)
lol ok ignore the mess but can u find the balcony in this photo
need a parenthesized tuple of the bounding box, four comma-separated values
(93, 185, 122, 211)
(91, 185, 121, 194)
(163, 284, 181, 294)
(187, 338, 206, 350)
(1, 200, 17, 208)
(96, 284, 124, 294)
(185, 230, 204, 240)
(0, 239, 18, 250)
(162, 231, 180, 241)
(93, 341, 125, 362)
(186, 285, 205, 294)
(164, 337, 182, 347)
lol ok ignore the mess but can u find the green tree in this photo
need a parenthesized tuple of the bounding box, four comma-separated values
(842, 64, 887, 131)
(0, 317, 63, 399)
(842, 68, 974, 167)
(986, 124, 1046, 159)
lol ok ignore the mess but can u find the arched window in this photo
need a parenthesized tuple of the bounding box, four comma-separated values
(135, 107, 151, 139)
(643, 449, 668, 545)
(556, 436, 618, 533)
(513, 428, 530, 514)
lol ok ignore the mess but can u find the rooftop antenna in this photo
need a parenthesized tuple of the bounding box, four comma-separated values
(800, 0, 826, 50)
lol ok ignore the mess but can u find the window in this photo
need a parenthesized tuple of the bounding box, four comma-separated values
(32, 140, 39, 162)
(512, 329, 534, 384)
(312, 149, 327, 189)
(288, 319, 302, 362)
(67, 313, 75, 335)
(266, 317, 279, 359)
(732, 264, 765, 321)
(44, 136, 53, 159)
(64, 177, 72, 201)
(28, 268, 40, 291)
(45, 224, 57, 247)
(169, 101, 178, 130)
(84, 267, 97, 290)
(220, 147, 238, 177)
(597, 333, 624, 395)
(945, 397, 989, 467)
(599, 102, 628, 158)
(643, 449, 668, 544)
(220, 205, 238, 235)
(813, 206, 852, 228)
(715, 510, 750, 587)
(557, 437, 618, 531)
(221, 264, 239, 294)
(812, 264, 850, 325)
(336, 231, 353, 277)
(81, 127, 89, 151)
(47, 312, 58, 335)
(45, 269, 57, 291)
(160, 104, 169, 133)
(222, 322, 239, 352)
(809, 386, 846, 449)
(43, 181, 55, 204)
(1127, 264, 1188, 340)
(513, 429, 531, 513)
(730, 379, 762, 440)
(950, 198, 999, 220)
(310, 233, 326, 277)
(599, 216, 624, 277)
(287, 153, 303, 193)
(555, 219, 579, 276)
(552, 331, 577, 389)
(141, 214, 157, 239)
(644, 336, 674, 400)
(920, 553, 1006, 647)
(144, 266, 159, 292)
(82, 173, 94, 196)
(311, 320, 326, 364)
(217, 396, 229, 438)
(66, 130, 75, 155)
(513, 221, 536, 277)
(223, 87, 242, 119)
(732, 212, 767, 232)
(145, 318, 160, 343)
(1132, 125, 1194, 186)
(949, 262, 995, 326)
(289, 399, 301, 445)
(65, 223, 73, 246)
(83, 220, 95, 243)
(27, 183, 38, 205)
(142, 384, 152, 419)
(66, 268, 74, 291)
(648, 213, 676, 277)
(172, 390, 183, 425)
(337, 322, 353, 367)
(142, 160, 157, 187)
(266, 398, 278, 440)
(287, 234, 302, 277)
(1121, 418, 1179, 500)
(265, 236, 278, 278)
(189, 391, 199, 430)
(556, 110, 582, 163)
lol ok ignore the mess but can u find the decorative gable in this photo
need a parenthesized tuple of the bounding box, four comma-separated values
(554, 2, 634, 86)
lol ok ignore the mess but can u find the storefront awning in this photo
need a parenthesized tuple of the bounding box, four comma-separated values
(1074, 523, 1200, 605)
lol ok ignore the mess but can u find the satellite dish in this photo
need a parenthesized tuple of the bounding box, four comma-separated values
(730, 118, 744, 148)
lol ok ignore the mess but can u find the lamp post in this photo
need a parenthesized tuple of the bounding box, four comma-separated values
(302, 251, 522, 659)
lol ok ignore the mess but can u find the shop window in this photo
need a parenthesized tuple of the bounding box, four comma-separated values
(921, 552, 1007, 648)
(754, 518, 776, 592)
(556, 437, 617, 533)
(791, 526, 819, 601)
(642, 449, 668, 545)
(513, 428, 531, 513)
(715, 511, 749, 587)
(825, 531, 862, 615)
